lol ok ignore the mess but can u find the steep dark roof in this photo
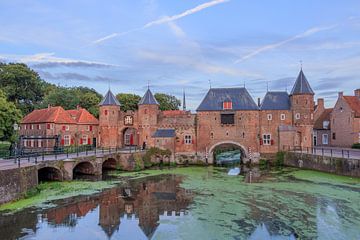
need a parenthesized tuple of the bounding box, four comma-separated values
(152, 129, 176, 138)
(196, 88, 258, 111)
(99, 90, 121, 106)
(138, 89, 159, 105)
(290, 69, 314, 95)
(260, 92, 290, 110)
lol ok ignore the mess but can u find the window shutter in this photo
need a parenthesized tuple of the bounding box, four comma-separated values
(80, 138, 83, 144)
(271, 139, 274, 145)
(192, 139, 195, 145)
(260, 139, 263, 145)
(47, 124, 50, 129)
(71, 139, 74, 145)
(89, 126, 93, 131)
(88, 138, 91, 145)
(61, 139, 64, 145)
(182, 139, 184, 144)
(62, 125, 66, 130)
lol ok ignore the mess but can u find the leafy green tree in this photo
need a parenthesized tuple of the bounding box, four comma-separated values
(116, 93, 141, 112)
(0, 63, 46, 114)
(0, 90, 22, 142)
(154, 93, 181, 111)
(41, 87, 81, 110)
(79, 92, 102, 117)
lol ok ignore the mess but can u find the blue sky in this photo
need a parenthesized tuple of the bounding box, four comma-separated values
(0, 0, 360, 109)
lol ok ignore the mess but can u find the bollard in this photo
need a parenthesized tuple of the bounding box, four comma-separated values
(18, 157, 20, 168)
(35, 156, 37, 164)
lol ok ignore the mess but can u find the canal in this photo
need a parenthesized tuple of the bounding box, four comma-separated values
(0, 166, 359, 239)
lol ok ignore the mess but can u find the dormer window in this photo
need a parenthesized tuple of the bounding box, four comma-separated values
(223, 101, 232, 110)
(323, 121, 329, 129)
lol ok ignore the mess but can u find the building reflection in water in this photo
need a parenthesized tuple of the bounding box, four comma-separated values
(34, 174, 193, 239)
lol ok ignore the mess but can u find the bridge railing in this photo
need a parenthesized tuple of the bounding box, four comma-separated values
(282, 145, 360, 160)
(0, 145, 144, 168)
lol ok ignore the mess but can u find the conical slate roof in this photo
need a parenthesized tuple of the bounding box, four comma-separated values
(290, 69, 314, 95)
(99, 90, 121, 106)
(138, 89, 159, 105)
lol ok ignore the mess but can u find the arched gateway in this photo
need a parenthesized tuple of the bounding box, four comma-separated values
(208, 141, 248, 164)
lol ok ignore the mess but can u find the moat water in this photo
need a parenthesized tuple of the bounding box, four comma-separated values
(0, 166, 359, 240)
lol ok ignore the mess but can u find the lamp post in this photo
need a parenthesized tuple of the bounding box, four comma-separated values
(13, 123, 19, 164)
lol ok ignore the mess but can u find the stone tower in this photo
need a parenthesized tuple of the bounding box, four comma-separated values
(290, 69, 315, 148)
(99, 90, 121, 147)
(138, 88, 159, 146)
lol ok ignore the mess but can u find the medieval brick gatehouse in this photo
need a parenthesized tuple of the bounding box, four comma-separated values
(98, 69, 315, 163)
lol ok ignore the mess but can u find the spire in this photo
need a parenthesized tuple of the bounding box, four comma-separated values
(138, 88, 159, 105)
(183, 89, 186, 111)
(290, 69, 314, 95)
(99, 89, 121, 106)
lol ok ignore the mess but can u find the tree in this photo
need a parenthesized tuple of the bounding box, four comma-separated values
(39, 86, 102, 117)
(0, 90, 22, 142)
(154, 93, 181, 111)
(116, 93, 141, 112)
(0, 63, 46, 114)
(79, 92, 102, 117)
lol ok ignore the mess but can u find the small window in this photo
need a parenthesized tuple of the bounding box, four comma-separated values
(210, 132, 214, 139)
(104, 110, 108, 116)
(37, 124, 41, 130)
(82, 135, 88, 145)
(184, 135, 192, 144)
(280, 114, 286, 120)
(31, 124, 34, 130)
(221, 113, 234, 124)
(223, 101, 232, 110)
(332, 133, 336, 140)
(295, 113, 300, 120)
(323, 121, 329, 129)
(263, 134, 271, 145)
(242, 132, 245, 138)
(322, 134, 329, 145)
(64, 135, 71, 146)
(267, 114, 272, 121)
(124, 116, 133, 125)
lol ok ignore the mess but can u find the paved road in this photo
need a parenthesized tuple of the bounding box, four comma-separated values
(0, 149, 144, 171)
(293, 147, 360, 160)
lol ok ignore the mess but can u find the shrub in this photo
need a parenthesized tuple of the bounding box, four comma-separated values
(352, 143, 360, 149)
(143, 147, 172, 167)
(275, 151, 285, 167)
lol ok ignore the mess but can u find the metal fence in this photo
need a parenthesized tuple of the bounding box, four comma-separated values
(0, 145, 143, 169)
(283, 145, 360, 160)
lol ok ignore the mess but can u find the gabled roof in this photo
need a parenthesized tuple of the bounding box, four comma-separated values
(260, 91, 290, 110)
(196, 87, 259, 111)
(344, 96, 360, 117)
(21, 106, 77, 124)
(152, 129, 176, 138)
(138, 89, 159, 105)
(314, 108, 333, 129)
(66, 108, 99, 125)
(99, 90, 121, 106)
(290, 69, 314, 95)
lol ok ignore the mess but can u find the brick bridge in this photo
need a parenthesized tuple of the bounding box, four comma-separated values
(37, 151, 145, 181)
(0, 150, 146, 204)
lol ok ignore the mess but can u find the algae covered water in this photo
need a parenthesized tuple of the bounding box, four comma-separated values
(0, 167, 359, 239)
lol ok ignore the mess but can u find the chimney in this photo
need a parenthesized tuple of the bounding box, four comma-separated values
(317, 98, 324, 109)
(257, 98, 261, 107)
(355, 89, 360, 98)
(338, 92, 343, 98)
(48, 104, 51, 110)
(76, 104, 80, 110)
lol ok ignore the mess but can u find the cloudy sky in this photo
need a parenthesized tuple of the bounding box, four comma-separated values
(0, 0, 359, 109)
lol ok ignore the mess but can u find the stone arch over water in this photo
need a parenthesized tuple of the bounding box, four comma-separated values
(73, 161, 95, 177)
(38, 167, 63, 182)
(102, 158, 117, 170)
(208, 141, 248, 164)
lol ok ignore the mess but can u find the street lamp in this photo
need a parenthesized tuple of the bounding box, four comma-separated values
(12, 123, 19, 163)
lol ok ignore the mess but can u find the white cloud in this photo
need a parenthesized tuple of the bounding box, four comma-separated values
(234, 24, 338, 63)
(92, 0, 229, 44)
(0, 52, 120, 68)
